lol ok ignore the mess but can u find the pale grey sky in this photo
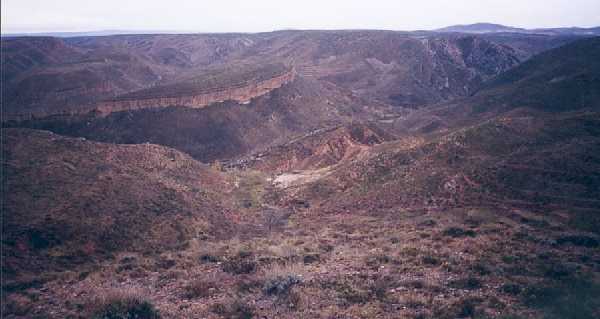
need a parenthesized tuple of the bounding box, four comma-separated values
(2, 0, 600, 33)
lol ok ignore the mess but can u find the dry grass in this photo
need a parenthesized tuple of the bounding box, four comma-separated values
(260, 262, 309, 282)
(87, 287, 160, 319)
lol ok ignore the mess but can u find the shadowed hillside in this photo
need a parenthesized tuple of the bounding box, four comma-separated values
(475, 37, 600, 112)
(2, 128, 236, 278)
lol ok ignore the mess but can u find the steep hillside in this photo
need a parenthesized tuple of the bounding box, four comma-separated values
(272, 31, 521, 107)
(475, 37, 600, 112)
(6, 76, 380, 162)
(283, 38, 600, 211)
(384, 37, 600, 137)
(295, 111, 600, 212)
(1, 34, 268, 118)
(1, 128, 235, 278)
(1, 37, 83, 80)
(1, 38, 163, 117)
(478, 33, 586, 60)
(2, 30, 528, 119)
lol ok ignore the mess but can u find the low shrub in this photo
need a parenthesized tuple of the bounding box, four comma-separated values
(3, 293, 32, 316)
(263, 274, 302, 295)
(449, 277, 482, 290)
(336, 283, 371, 304)
(199, 253, 221, 263)
(369, 277, 394, 302)
(500, 283, 522, 295)
(470, 262, 491, 275)
(211, 298, 254, 319)
(236, 277, 263, 293)
(422, 255, 441, 266)
(303, 253, 320, 264)
(89, 288, 160, 319)
(442, 227, 476, 238)
(433, 297, 482, 319)
(556, 235, 599, 248)
(261, 263, 305, 296)
(222, 252, 257, 275)
(183, 278, 218, 299)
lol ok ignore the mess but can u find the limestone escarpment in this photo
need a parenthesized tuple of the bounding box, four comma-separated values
(6, 76, 375, 163)
(2, 67, 295, 121)
(95, 69, 295, 115)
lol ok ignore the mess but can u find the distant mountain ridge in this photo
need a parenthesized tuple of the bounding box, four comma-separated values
(437, 23, 526, 34)
(1, 29, 199, 38)
(437, 22, 600, 35)
(4, 24, 600, 38)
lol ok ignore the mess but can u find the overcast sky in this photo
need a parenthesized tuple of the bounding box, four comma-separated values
(2, 0, 600, 33)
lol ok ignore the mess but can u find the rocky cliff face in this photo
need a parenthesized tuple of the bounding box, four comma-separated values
(3, 68, 296, 120)
(94, 69, 295, 115)
(239, 123, 394, 174)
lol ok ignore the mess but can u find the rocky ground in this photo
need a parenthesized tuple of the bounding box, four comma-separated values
(4, 174, 599, 318)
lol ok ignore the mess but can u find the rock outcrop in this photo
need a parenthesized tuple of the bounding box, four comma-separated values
(94, 68, 295, 115)
(4, 67, 296, 121)
(238, 123, 394, 174)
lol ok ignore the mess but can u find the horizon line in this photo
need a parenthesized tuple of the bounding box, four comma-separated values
(3, 22, 600, 36)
